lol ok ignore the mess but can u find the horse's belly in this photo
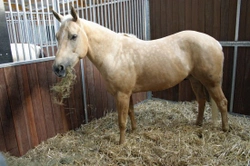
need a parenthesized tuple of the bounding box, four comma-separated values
(133, 71, 188, 93)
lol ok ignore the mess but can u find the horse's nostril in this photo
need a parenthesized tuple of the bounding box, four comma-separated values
(58, 65, 64, 71)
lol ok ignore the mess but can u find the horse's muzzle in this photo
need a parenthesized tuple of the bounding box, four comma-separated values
(53, 64, 66, 77)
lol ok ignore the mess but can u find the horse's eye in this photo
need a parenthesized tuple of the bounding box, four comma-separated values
(70, 34, 77, 40)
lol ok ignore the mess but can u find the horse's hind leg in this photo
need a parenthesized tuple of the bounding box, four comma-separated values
(206, 85, 229, 131)
(129, 95, 136, 131)
(189, 77, 207, 126)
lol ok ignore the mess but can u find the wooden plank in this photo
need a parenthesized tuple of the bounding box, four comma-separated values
(165, 0, 173, 35)
(178, 0, 186, 31)
(65, 63, 83, 129)
(153, 0, 159, 38)
(205, 0, 214, 36)
(26, 64, 47, 143)
(191, 0, 199, 31)
(0, 118, 6, 152)
(3, 67, 24, 156)
(73, 62, 85, 125)
(233, 48, 250, 115)
(220, 0, 230, 40)
(228, 0, 237, 41)
(172, 0, 179, 33)
(221, 47, 234, 103)
(197, 0, 205, 32)
(0, 68, 11, 153)
(239, 0, 248, 41)
(46, 61, 65, 134)
(15, 65, 35, 155)
(213, 0, 221, 39)
(185, 0, 192, 30)
(18, 65, 39, 148)
(36, 62, 56, 138)
(160, 0, 167, 37)
(84, 58, 97, 121)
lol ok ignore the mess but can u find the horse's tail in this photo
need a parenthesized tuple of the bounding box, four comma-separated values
(203, 86, 219, 125)
(211, 98, 219, 124)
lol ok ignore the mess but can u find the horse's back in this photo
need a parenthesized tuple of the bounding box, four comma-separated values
(130, 31, 224, 92)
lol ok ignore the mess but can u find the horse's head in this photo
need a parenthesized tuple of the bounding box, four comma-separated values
(52, 7, 88, 77)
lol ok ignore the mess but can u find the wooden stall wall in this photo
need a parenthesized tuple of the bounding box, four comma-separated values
(0, 58, 146, 157)
(234, 0, 250, 115)
(0, 61, 85, 156)
(149, 0, 250, 115)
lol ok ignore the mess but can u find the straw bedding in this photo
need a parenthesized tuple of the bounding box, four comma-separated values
(3, 99, 250, 166)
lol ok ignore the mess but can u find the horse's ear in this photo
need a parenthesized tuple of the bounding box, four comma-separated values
(71, 6, 78, 22)
(52, 10, 63, 22)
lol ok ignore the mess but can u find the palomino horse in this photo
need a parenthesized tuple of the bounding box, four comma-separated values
(52, 7, 229, 144)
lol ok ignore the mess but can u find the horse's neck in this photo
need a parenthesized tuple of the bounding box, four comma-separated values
(81, 19, 120, 67)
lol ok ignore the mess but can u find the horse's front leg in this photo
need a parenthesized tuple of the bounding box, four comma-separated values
(116, 92, 130, 144)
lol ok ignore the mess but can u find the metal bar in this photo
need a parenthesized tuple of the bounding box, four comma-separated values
(89, 0, 93, 21)
(34, 0, 44, 57)
(40, 0, 50, 57)
(117, 0, 121, 32)
(7, 0, 18, 59)
(220, 41, 250, 47)
(62, 0, 66, 15)
(28, 0, 38, 57)
(80, 59, 88, 123)
(46, 0, 55, 57)
(97, 0, 100, 24)
(120, 0, 123, 33)
(107, 0, 111, 29)
(145, 0, 151, 40)
(104, 0, 108, 28)
(230, 0, 241, 113)
(20, 0, 33, 60)
(100, 0, 104, 26)
(145, 0, 152, 99)
(124, 0, 128, 33)
(0, 57, 55, 69)
(15, 0, 26, 60)
(128, 0, 132, 33)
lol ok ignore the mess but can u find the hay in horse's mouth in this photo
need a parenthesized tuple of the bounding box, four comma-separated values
(50, 67, 77, 105)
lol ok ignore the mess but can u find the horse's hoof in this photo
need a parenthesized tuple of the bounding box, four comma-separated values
(222, 125, 230, 132)
(195, 121, 203, 126)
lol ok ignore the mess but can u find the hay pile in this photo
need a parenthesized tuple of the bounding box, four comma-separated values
(50, 67, 77, 105)
(3, 99, 250, 166)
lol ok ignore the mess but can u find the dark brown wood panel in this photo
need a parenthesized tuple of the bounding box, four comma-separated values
(0, 68, 19, 156)
(222, 47, 234, 104)
(239, 0, 250, 41)
(233, 48, 250, 115)
(0, 60, 86, 156)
